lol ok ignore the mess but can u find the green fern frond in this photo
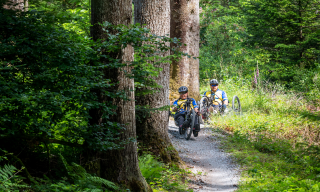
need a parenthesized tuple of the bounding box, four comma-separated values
(86, 176, 119, 190)
(59, 154, 119, 190)
(0, 164, 16, 181)
(59, 154, 77, 178)
(70, 162, 87, 179)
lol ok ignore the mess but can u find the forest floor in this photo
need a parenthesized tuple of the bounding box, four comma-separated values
(168, 120, 240, 192)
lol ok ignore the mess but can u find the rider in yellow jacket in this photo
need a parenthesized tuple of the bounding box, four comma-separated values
(172, 86, 200, 134)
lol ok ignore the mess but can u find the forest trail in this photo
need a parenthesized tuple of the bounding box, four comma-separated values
(168, 120, 240, 192)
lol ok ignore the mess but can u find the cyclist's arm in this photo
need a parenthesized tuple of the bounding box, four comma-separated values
(172, 100, 179, 112)
(222, 91, 228, 105)
(191, 98, 199, 113)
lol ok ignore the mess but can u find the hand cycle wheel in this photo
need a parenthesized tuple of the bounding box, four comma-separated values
(193, 114, 199, 137)
(232, 95, 241, 115)
(184, 109, 195, 140)
(199, 96, 210, 122)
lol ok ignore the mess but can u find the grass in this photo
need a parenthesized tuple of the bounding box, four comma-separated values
(203, 78, 320, 191)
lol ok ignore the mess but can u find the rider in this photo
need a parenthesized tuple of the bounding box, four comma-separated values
(203, 79, 228, 113)
(172, 86, 200, 134)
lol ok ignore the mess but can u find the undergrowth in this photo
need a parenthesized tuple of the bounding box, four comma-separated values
(0, 150, 118, 192)
(138, 153, 193, 192)
(204, 78, 320, 191)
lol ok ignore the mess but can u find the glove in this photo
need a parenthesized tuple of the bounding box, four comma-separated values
(222, 104, 227, 112)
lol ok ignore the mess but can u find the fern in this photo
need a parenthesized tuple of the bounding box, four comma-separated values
(0, 164, 29, 190)
(86, 176, 119, 190)
(0, 164, 16, 181)
(59, 154, 119, 191)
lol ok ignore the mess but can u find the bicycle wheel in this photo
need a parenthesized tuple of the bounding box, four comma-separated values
(199, 97, 210, 122)
(232, 95, 241, 115)
(185, 109, 195, 140)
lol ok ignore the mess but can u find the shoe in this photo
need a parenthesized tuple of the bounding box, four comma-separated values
(193, 130, 198, 137)
(181, 120, 189, 134)
(194, 124, 200, 132)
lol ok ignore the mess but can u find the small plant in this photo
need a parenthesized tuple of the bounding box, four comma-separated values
(138, 153, 192, 191)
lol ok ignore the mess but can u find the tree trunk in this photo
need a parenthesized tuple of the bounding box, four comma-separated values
(3, 0, 26, 11)
(134, 0, 180, 165)
(90, 0, 151, 191)
(170, 0, 200, 101)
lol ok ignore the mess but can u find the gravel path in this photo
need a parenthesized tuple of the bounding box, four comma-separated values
(168, 120, 240, 192)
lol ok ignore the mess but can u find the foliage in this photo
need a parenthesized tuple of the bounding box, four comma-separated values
(0, 6, 122, 151)
(138, 153, 192, 191)
(240, 0, 320, 89)
(29, 0, 91, 35)
(200, 0, 258, 80)
(199, 0, 320, 101)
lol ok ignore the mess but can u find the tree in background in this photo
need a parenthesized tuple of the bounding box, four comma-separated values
(134, 0, 180, 165)
(170, 0, 200, 100)
(90, 0, 151, 191)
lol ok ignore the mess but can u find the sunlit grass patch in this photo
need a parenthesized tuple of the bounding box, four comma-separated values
(219, 130, 320, 191)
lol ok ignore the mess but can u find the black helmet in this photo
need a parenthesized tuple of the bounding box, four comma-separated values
(178, 86, 188, 93)
(210, 79, 219, 85)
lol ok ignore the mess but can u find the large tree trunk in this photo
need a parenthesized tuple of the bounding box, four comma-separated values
(170, 0, 200, 101)
(3, 0, 27, 11)
(90, 0, 151, 191)
(134, 0, 180, 165)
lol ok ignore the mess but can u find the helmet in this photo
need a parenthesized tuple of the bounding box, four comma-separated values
(210, 79, 219, 85)
(178, 86, 188, 93)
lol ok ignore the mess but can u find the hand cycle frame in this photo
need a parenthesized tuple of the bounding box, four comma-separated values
(199, 93, 241, 122)
(174, 98, 198, 140)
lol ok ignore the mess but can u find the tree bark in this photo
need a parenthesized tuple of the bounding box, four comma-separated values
(134, 0, 180, 165)
(170, 0, 200, 101)
(3, 0, 26, 11)
(90, 0, 151, 191)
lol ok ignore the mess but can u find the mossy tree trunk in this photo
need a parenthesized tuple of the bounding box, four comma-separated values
(134, 0, 181, 165)
(170, 0, 200, 101)
(90, 0, 151, 191)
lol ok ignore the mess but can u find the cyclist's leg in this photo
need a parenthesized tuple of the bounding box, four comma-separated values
(194, 115, 200, 132)
(174, 113, 185, 130)
(209, 104, 220, 113)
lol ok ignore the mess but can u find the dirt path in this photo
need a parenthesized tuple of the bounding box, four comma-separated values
(168, 120, 240, 192)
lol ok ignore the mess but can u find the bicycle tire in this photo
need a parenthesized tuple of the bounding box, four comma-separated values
(232, 95, 241, 115)
(199, 97, 210, 122)
(185, 109, 195, 140)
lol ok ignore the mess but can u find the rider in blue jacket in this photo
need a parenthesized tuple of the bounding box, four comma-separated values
(203, 79, 228, 113)
(172, 86, 200, 135)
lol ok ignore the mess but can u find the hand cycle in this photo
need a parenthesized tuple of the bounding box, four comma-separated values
(175, 98, 198, 140)
(199, 93, 241, 122)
